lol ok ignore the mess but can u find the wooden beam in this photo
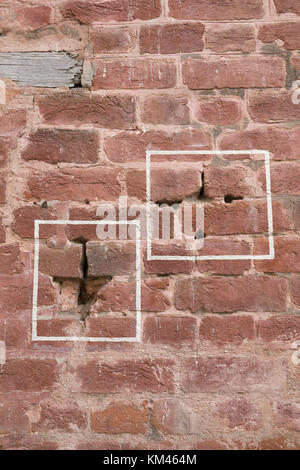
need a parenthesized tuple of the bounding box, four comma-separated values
(0, 52, 82, 88)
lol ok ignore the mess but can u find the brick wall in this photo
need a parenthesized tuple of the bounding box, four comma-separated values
(0, 0, 300, 450)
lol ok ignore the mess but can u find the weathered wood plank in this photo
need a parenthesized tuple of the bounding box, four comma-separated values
(0, 52, 82, 88)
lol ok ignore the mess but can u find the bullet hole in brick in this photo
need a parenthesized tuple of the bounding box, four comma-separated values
(85, 199, 90, 205)
(155, 200, 183, 206)
(195, 230, 205, 240)
(224, 195, 244, 204)
(198, 172, 205, 200)
(41, 200, 48, 208)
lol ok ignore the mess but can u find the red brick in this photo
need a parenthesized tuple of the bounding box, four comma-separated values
(258, 315, 300, 342)
(0, 6, 51, 30)
(0, 359, 58, 392)
(151, 167, 202, 202)
(216, 398, 262, 430)
(183, 57, 285, 89)
(22, 129, 99, 164)
(259, 22, 300, 50)
(248, 89, 300, 123)
(205, 200, 291, 236)
(0, 217, 5, 242)
(151, 398, 202, 435)
(61, 0, 161, 23)
(12, 205, 58, 239)
(196, 239, 251, 275)
(104, 129, 212, 163)
(206, 24, 256, 53)
(39, 244, 83, 278)
(85, 316, 136, 338)
(0, 402, 30, 434)
(175, 276, 288, 313)
(91, 402, 148, 434)
(36, 93, 136, 129)
(247, 437, 299, 451)
(0, 434, 58, 451)
(141, 94, 190, 125)
(91, 279, 170, 313)
(0, 274, 32, 313)
(140, 23, 204, 54)
(219, 126, 300, 160)
(265, 162, 300, 195)
(168, 0, 264, 20)
(199, 315, 255, 346)
(291, 276, 300, 307)
(76, 359, 175, 393)
(92, 59, 176, 90)
(196, 98, 241, 125)
(91, 26, 136, 54)
(143, 316, 196, 347)
(273, 0, 300, 15)
(26, 167, 121, 202)
(36, 318, 81, 338)
(255, 237, 300, 272)
(204, 163, 257, 198)
(87, 241, 136, 276)
(0, 174, 6, 203)
(275, 402, 300, 432)
(0, 109, 26, 141)
(33, 402, 87, 432)
(0, 138, 9, 167)
(181, 356, 287, 392)
(0, 243, 24, 275)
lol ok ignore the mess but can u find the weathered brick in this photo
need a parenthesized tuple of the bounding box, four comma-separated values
(275, 402, 300, 432)
(264, 162, 300, 195)
(168, 0, 264, 20)
(248, 90, 300, 123)
(196, 98, 241, 125)
(175, 276, 288, 313)
(39, 244, 83, 278)
(291, 276, 300, 307)
(85, 316, 136, 338)
(204, 163, 258, 198)
(141, 94, 190, 125)
(259, 22, 300, 50)
(183, 57, 285, 89)
(91, 26, 136, 53)
(104, 129, 212, 163)
(0, 359, 58, 392)
(12, 205, 57, 239)
(199, 315, 255, 346)
(0, 402, 30, 434)
(205, 200, 291, 236)
(76, 359, 175, 393)
(26, 167, 121, 202)
(143, 316, 197, 347)
(254, 237, 300, 272)
(37, 93, 136, 129)
(33, 402, 86, 432)
(216, 398, 262, 430)
(206, 24, 256, 53)
(91, 402, 148, 434)
(0, 243, 24, 275)
(0, 217, 5, 242)
(219, 126, 300, 160)
(257, 315, 300, 342)
(144, 244, 195, 275)
(22, 129, 99, 164)
(0, 174, 6, 203)
(0, 274, 31, 313)
(273, 0, 300, 15)
(61, 0, 161, 23)
(196, 239, 251, 275)
(0, 6, 51, 30)
(87, 241, 136, 277)
(0, 109, 26, 138)
(181, 356, 286, 392)
(151, 398, 204, 435)
(92, 59, 177, 90)
(91, 279, 170, 313)
(140, 23, 204, 54)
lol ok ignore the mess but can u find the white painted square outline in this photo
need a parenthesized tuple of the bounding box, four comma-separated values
(32, 220, 141, 343)
(146, 150, 274, 261)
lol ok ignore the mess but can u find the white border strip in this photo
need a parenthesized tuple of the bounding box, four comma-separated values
(146, 150, 274, 261)
(32, 220, 141, 343)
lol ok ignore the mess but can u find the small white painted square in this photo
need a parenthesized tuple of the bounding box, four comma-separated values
(32, 220, 141, 343)
(146, 150, 274, 261)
